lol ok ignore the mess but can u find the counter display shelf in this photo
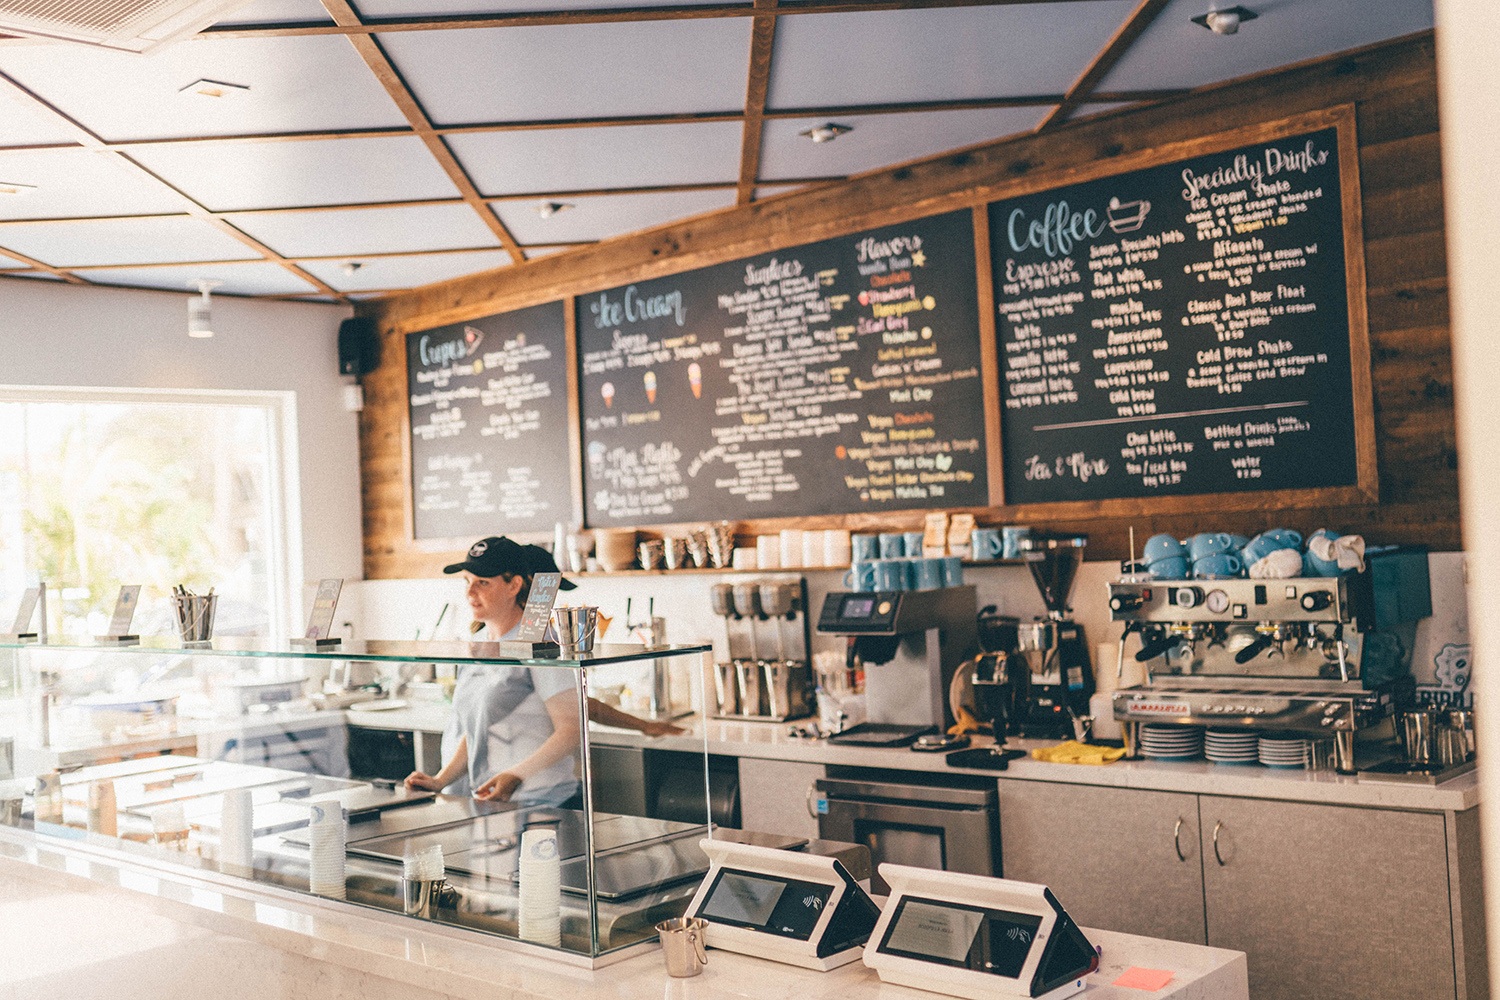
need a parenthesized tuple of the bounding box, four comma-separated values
(0, 638, 715, 967)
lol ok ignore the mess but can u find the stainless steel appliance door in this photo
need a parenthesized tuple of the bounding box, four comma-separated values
(818, 797, 995, 893)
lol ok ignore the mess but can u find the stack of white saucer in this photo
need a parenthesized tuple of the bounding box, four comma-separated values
(307, 799, 347, 899)
(518, 826, 562, 947)
(1204, 728, 1261, 765)
(1258, 734, 1310, 769)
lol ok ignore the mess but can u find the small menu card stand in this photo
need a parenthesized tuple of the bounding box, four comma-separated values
(95, 585, 141, 646)
(2, 586, 42, 643)
(291, 579, 344, 648)
(496, 572, 561, 657)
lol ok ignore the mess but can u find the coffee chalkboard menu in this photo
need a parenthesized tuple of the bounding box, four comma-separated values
(406, 300, 572, 540)
(577, 210, 989, 526)
(991, 114, 1370, 506)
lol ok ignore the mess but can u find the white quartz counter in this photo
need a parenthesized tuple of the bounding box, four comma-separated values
(0, 831, 1248, 1000)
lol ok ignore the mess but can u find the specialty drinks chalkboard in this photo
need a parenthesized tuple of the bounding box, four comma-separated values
(991, 120, 1366, 506)
(406, 300, 572, 540)
(577, 210, 989, 526)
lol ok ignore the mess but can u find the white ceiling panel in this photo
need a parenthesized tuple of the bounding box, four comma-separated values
(759, 108, 1048, 182)
(493, 188, 735, 244)
(361, 0, 725, 11)
(380, 21, 752, 123)
(450, 122, 742, 195)
(519, 245, 575, 259)
(0, 149, 189, 219)
(128, 136, 462, 211)
(302, 249, 514, 292)
(1099, 0, 1435, 92)
(71, 261, 318, 296)
(223, 203, 503, 257)
(767, 3, 1139, 109)
(216, 0, 333, 23)
(754, 183, 812, 201)
(0, 216, 258, 266)
(0, 36, 406, 141)
(0, 87, 80, 146)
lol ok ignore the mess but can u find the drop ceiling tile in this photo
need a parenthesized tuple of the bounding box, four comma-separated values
(301, 249, 514, 292)
(128, 136, 461, 211)
(1098, 0, 1435, 92)
(759, 108, 1047, 182)
(362, 0, 726, 10)
(492, 188, 735, 244)
(767, 2, 1139, 109)
(216, 0, 333, 23)
(0, 148, 189, 219)
(449, 122, 742, 195)
(223, 203, 503, 257)
(0, 36, 405, 141)
(0, 216, 257, 267)
(71, 261, 318, 296)
(381, 21, 752, 123)
(0, 87, 80, 146)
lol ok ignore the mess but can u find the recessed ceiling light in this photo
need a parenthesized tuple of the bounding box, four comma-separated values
(341, 262, 364, 276)
(0, 180, 36, 196)
(536, 201, 575, 219)
(178, 78, 250, 100)
(1190, 6, 1257, 34)
(798, 123, 853, 144)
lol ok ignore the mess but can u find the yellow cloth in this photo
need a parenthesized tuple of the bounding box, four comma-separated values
(1030, 740, 1127, 765)
(948, 705, 986, 736)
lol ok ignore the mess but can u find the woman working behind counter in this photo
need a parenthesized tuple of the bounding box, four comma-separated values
(404, 536, 679, 806)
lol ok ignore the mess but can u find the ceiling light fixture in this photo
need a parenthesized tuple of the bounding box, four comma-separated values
(341, 261, 364, 276)
(798, 123, 853, 144)
(535, 201, 575, 219)
(178, 78, 250, 99)
(0, 180, 37, 196)
(187, 279, 222, 338)
(1191, 6, 1257, 34)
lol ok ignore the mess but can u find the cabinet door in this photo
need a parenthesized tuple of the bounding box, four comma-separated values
(738, 758, 824, 840)
(1200, 796, 1455, 1000)
(1000, 780, 1206, 944)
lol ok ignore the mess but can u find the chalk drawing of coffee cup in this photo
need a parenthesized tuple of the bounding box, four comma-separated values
(1107, 196, 1151, 233)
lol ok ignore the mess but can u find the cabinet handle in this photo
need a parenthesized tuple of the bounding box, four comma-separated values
(1212, 820, 1226, 866)
(805, 785, 819, 820)
(1172, 817, 1187, 862)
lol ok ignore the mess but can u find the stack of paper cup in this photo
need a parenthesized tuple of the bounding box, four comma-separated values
(403, 842, 445, 882)
(220, 788, 254, 877)
(755, 535, 780, 569)
(307, 799, 347, 899)
(779, 529, 803, 569)
(823, 529, 852, 567)
(87, 779, 117, 837)
(518, 826, 562, 947)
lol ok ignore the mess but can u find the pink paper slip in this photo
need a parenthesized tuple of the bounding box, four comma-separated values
(1112, 967, 1176, 991)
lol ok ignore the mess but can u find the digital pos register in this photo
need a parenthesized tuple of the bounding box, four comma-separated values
(682, 839, 882, 970)
(864, 864, 1098, 1000)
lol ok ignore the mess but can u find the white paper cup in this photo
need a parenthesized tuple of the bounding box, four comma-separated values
(823, 529, 852, 567)
(755, 535, 781, 569)
(779, 529, 803, 569)
(801, 532, 824, 568)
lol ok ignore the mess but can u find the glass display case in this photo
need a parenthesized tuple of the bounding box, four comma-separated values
(0, 637, 715, 966)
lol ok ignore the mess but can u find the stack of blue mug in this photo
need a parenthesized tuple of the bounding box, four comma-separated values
(1144, 529, 1312, 580)
(846, 531, 963, 592)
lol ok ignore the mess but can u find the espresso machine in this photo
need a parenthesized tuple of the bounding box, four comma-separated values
(974, 535, 1095, 740)
(816, 586, 978, 741)
(1108, 547, 1430, 774)
(708, 577, 814, 721)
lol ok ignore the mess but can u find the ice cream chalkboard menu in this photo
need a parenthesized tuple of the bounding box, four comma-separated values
(577, 210, 989, 526)
(406, 301, 572, 540)
(991, 116, 1368, 506)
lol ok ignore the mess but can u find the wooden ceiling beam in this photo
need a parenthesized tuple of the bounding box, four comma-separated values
(736, 0, 779, 206)
(0, 244, 90, 284)
(1036, 0, 1171, 132)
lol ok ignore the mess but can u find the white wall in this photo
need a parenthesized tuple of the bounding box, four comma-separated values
(0, 277, 362, 598)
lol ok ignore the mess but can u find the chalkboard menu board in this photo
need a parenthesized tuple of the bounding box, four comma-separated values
(991, 120, 1366, 506)
(407, 300, 572, 540)
(578, 210, 989, 526)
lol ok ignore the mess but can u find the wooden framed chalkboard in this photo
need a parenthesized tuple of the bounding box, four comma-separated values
(576, 210, 990, 527)
(987, 105, 1374, 515)
(405, 300, 573, 541)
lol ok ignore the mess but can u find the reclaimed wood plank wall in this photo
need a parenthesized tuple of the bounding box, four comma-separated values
(358, 32, 1454, 579)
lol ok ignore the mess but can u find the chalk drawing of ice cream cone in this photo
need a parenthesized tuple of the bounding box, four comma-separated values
(644, 370, 657, 403)
(688, 362, 702, 398)
(602, 382, 615, 408)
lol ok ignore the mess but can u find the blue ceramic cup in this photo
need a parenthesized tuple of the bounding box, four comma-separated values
(1304, 528, 1341, 576)
(912, 558, 944, 591)
(1194, 552, 1244, 579)
(1149, 556, 1190, 580)
(875, 559, 909, 592)
(940, 556, 964, 588)
(1001, 525, 1031, 560)
(1144, 533, 1186, 565)
(1243, 529, 1303, 565)
(1187, 532, 1236, 562)
(844, 560, 878, 592)
(851, 533, 879, 563)
(878, 533, 906, 560)
(971, 528, 1003, 560)
(903, 531, 926, 557)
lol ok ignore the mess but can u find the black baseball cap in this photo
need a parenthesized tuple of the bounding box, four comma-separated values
(443, 536, 577, 589)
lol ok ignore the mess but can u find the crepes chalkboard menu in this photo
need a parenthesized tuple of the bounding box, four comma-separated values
(577, 210, 989, 526)
(407, 301, 571, 540)
(991, 124, 1362, 505)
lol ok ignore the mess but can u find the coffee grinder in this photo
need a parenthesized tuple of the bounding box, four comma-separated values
(1009, 534, 1094, 739)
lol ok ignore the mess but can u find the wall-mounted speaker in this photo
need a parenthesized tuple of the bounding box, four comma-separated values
(338, 317, 380, 377)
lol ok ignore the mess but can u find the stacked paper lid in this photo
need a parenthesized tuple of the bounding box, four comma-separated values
(219, 788, 255, 878)
(307, 799, 347, 899)
(518, 827, 562, 947)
